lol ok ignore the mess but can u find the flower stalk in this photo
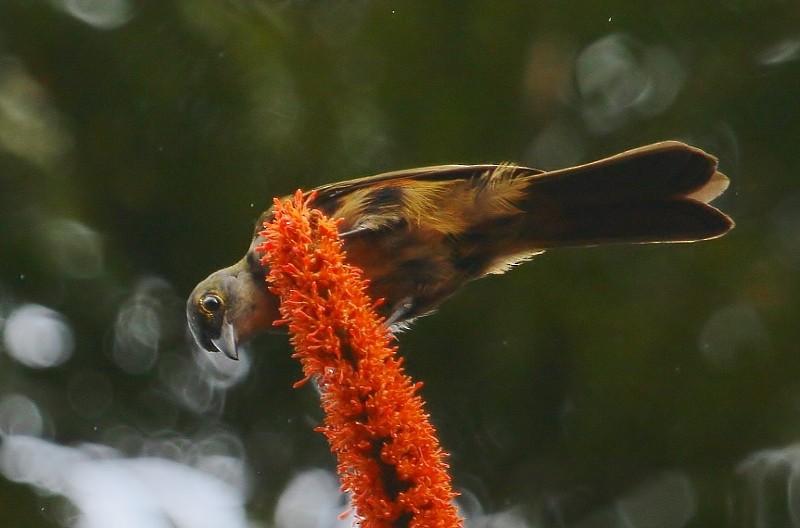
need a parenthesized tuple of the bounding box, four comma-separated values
(256, 191, 461, 528)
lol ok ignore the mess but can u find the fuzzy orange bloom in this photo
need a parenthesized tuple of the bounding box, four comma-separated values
(256, 191, 462, 528)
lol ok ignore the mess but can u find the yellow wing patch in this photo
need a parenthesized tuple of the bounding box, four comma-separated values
(321, 164, 535, 238)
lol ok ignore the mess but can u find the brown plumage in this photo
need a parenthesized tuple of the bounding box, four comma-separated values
(188, 141, 733, 359)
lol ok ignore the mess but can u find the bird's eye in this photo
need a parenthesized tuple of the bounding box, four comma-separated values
(201, 293, 223, 314)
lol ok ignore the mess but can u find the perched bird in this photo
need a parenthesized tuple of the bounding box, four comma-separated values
(187, 142, 733, 360)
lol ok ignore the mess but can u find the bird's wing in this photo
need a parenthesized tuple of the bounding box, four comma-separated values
(310, 164, 540, 207)
(306, 164, 544, 236)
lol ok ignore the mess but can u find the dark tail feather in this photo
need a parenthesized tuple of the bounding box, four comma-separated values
(521, 142, 734, 247)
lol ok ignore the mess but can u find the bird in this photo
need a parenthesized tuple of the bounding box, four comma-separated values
(187, 141, 733, 360)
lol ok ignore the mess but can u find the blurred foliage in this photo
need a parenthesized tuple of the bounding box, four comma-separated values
(0, 1, 799, 527)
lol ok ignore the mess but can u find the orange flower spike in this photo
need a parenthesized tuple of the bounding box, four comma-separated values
(257, 191, 462, 528)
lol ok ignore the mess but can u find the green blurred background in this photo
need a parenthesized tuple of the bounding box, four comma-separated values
(0, 1, 798, 527)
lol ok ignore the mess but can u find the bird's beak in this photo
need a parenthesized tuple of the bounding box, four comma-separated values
(211, 320, 239, 361)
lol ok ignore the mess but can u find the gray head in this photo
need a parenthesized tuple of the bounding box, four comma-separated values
(186, 257, 278, 360)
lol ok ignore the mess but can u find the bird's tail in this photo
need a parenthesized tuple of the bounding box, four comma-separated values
(517, 141, 734, 248)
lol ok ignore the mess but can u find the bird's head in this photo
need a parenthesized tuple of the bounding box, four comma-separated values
(186, 255, 279, 360)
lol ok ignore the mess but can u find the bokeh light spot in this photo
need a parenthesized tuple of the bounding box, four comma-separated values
(51, 0, 134, 30)
(3, 303, 74, 368)
(190, 343, 251, 390)
(159, 352, 224, 416)
(112, 277, 183, 375)
(757, 38, 800, 66)
(0, 435, 249, 528)
(0, 393, 44, 436)
(616, 471, 696, 528)
(698, 303, 770, 369)
(0, 56, 73, 173)
(525, 118, 586, 170)
(42, 218, 104, 279)
(575, 34, 685, 134)
(734, 443, 800, 527)
(273, 469, 352, 528)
